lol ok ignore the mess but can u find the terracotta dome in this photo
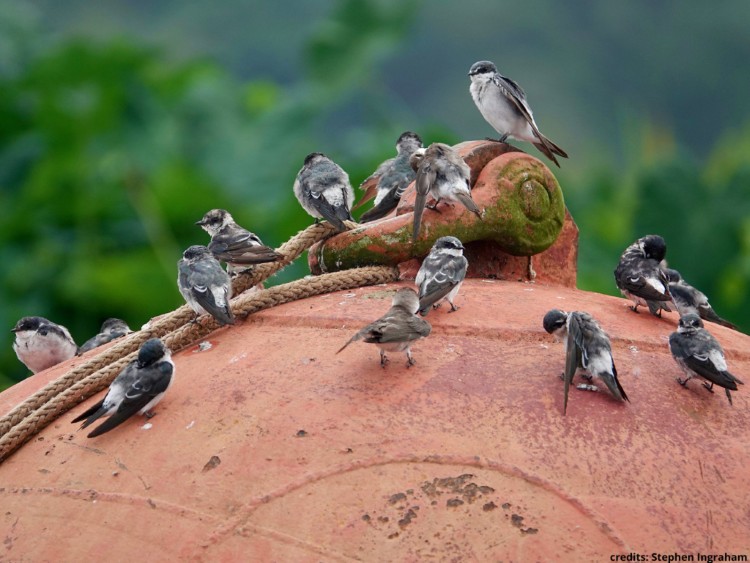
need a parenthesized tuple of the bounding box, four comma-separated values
(1, 147, 748, 560)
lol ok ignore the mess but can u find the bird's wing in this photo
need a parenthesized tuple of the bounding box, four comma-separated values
(418, 255, 468, 312)
(615, 261, 671, 301)
(361, 309, 432, 344)
(563, 316, 582, 416)
(412, 160, 435, 240)
(359, 187, 401, 222)
(209, 231, 281, 264)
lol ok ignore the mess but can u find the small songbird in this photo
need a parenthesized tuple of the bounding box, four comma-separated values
(196, 208, 282, 274)
(177, 245, 235, 326)
(669, 313, 743, 405)
(78, 318, 132, 355)
(12, 316, 78, 373)
(614, 235, 673, 316)
(664, 268, 737, 330)
(358, 131, 423, 223)
(293, 152, 354, 231)
(543, 309, 629, 415)
(416, 236, 469, 316)
(337, 288, 431, 367)
(411, 143, 482, 241)
(468, 60, 568, 167)
(72, 338, 175, 437)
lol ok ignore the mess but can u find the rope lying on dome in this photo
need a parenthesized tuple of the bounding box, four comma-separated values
(0, 221, 398, 463)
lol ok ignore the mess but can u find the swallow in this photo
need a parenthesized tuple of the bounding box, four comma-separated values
(177, 245, 235, 325)
(78, 318, 132, 355)
(468, 60, 568, 167)
(11, 316, 78, 373)
(337, 288, 431, 367)
(71, 338, 175, 437)
(357, 131, 423, 222)
(293, 152, 354, 231)
(543, 309, 629, 415)
(411, 143, 482, 241)
(195, 208, 282, 274)
(669, 313, 743, 405)
(416, 236, 469, 316)
(614, 234, 673, 316)
(664, 268, 737, 330)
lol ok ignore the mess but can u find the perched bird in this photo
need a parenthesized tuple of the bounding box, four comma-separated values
(178, 245, 235, 326)
(12, 316, 78, 373)
(468, 60, 568, 167)
(411, 143, 482, 241)
(664, 268, 737, 330)
(293, 152, 354, 232)
(337, 288, 431, 367)
(614, 234, 673, 316)
(195, 208, 282, 274)
(416, 236, 469, 316)
(357, 131, 423, 222)
(543, 309, 629, 415)
(669, 313, 743, 405)
(72, 338, 175, 437)
(78, 318, 132, 355)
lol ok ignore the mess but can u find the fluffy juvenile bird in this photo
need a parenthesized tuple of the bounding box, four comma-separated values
(196, 208, 282, 274)
(543, 309, 629, 415)
(78, 318, 132, 355)
(614, 234, 673, 316)
(12, 316, 78, 373)
(669, 313, 743, 405)
(357, 131, 423, 222)
(664, 268, 737, 330)
(72, 338, 175, 437)
(416, 236, 469, 316)
(293, 152, 354, 232)
(178, 245, 234, 326)
(337, 288, 431, 367)
(468, 60, 568, 167)
(411, 143, 482, 241)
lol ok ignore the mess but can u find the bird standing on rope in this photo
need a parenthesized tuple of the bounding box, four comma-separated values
(71, 338, 175, 438)
(178, 245, 235, 326)
(11, 316, 78, 373)
(293, 152, 354, 232)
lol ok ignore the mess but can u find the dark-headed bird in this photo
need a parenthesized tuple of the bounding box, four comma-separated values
(12, 316, 78, 373)
(614, 234, 673, 316)
(337, 288, 431, 367)
(178, 245, 234, 326)
(416, 236, 469, 316)
(664, 268, 737, 330)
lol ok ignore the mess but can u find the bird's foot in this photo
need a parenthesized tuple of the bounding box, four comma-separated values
(581, 373, 593, 382)
(426, 202, 442, 213)
(630, 305, 639, 313)
(406, 355, 416, 368)
(702, 382, 715, 393)
(144, 411, 157, 419)
(448, 303, 459, 313)
(676, 377, 688, 387)
(380, 354, 390, 368)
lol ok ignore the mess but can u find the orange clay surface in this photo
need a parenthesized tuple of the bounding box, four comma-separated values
(1, 280, 749, 561)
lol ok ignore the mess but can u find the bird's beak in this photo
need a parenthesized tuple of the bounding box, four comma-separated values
(195, 220, 205, 226)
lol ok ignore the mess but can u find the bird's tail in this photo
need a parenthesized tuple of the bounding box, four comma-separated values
(533, 134, 568, 168)
(336, 335, 360, 354)
(412, 192, 427, 241)
(602, 366, 629, 403)
(454, 192, 483, 220)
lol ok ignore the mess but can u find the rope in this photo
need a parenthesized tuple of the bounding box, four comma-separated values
(0, 260, 397, 462)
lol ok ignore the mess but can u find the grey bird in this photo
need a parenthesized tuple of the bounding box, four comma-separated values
(669, 313, 743, 405)
(178, 245, 235, 326)
(337, 288, 431, 367)
(411, 143, 482, 241)
(543, 309, 629, 415)
(468, 60, 568, 167)
(614, 235, 673, 316)
(78, 318, 132, 355)
(416, 236, 469, 316)
(12, 316, 78, 373)
(293, 152, 354, 232)
(664, 268, 737, 330)
(196, 208, 282, 274)
(72, 338, 175, 437)
(357, 131, 423, 223)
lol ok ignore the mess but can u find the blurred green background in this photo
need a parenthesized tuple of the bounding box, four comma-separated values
(2, 0, 750, 389)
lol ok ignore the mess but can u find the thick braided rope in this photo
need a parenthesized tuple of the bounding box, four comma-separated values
(0, 265, 398, 462)
(0, 222, 350, 441)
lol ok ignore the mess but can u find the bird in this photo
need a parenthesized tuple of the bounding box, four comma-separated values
(195, 208, 282, 274)
(337, 288, 431, 367)
(11, 316, 78, 373)
(468, 60, 568, 167)
(669, 313, 743, 405)
(71, 338, 175, 437)
(293, 152, 354, 232)
(177, 245, 235, 326)
(663, 268, 737, 330)
(614, 234, 673, 316)
(543, 309, 629, 415)
(416, 236, 469, 316)
(78, 318, 132, 355)
(357, 131, 423, 223)
(411, 143, 482, 241)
